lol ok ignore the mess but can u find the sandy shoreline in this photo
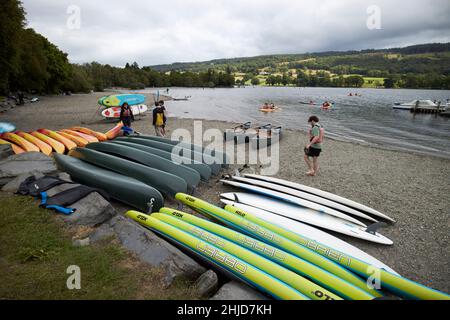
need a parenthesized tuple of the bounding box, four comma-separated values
(1, 92, 449, 294)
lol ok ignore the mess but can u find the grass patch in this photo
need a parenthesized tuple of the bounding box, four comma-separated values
(0, 196, 200, 300)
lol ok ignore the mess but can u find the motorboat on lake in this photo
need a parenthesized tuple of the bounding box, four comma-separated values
(393, 100, 447, 111)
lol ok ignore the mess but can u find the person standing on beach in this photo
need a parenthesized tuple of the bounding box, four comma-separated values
(119, 103, 134, 136)
(153, 101, 167, 137)
(304, 116, 324, 176)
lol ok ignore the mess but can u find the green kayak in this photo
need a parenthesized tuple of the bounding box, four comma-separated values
(54, 154, 164, 212)
(115, 137, 222, 175)
(136, 135, 230, 168)
(110, 141, 212, 181)
(69, 148, 188, 197)
(85, 142, 200, 189)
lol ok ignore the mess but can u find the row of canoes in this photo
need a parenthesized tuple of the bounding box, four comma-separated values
(224, 122, 282, 148)
(0, 123, 124, 155)
(54, 135, 229, 213)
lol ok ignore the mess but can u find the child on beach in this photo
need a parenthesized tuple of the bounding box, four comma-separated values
(153, 101, 167, 137)
(119, 103, 135, 136)
(304, 116, 324, 177)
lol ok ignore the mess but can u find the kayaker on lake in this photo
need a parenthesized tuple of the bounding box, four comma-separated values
(304, 116, 324, 177)
(120, 103, 135, 136)
(153, 100, 167, 137)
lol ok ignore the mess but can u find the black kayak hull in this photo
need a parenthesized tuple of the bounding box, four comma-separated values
(110, 140, 212, 181)
(70, 147, 188, 197)
(54, 154, 164, 212)
(115, 137, 222, 175)
(86, 142, 200, 189)
(135, 135, 230, 167)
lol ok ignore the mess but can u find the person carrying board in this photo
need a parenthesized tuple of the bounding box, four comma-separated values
(153, 101, 167, 137)
(120, 103, 135, 136)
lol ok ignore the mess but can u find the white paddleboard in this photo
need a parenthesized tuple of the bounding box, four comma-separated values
(221, 199, 398, 275)
(101, 104, 148, 119)
(231, 176, 378, 223)
(221, 180, 366, 227)
(221, 193, 394, 245)
(244, 174, 395, 223)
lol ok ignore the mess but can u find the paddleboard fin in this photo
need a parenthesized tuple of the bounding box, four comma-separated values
(366, 222, 388, 235)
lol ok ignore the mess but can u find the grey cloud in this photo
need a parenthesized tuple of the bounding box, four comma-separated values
(21, 0, 450, 66)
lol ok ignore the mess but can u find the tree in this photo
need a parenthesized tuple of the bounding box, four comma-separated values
(251, 77, 260, 86)
(0, 0, 26, 94)
(384, 78, 395, 88)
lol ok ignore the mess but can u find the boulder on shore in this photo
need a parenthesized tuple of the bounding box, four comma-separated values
(0, 145, 14, 160)
(0, 152, 57, 186)
(46, 183, 117, 227)
(210, 281, 270, 301)
(192, 270, 219, 298)
(110, 215, 206, 287)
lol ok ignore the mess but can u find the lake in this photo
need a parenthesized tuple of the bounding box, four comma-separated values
(140, 87, 450, 159)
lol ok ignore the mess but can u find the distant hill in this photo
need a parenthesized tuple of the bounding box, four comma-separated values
(146, 43, 450, 89)
(148, 43, 450, 74)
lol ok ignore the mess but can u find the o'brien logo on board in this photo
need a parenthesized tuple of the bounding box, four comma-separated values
(170, 121, 280, 176)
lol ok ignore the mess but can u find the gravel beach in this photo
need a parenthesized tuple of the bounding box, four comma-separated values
(1, 92, 449, 294)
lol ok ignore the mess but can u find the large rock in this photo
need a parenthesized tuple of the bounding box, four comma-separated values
(46, 184, 117, 227)
(0, 145, 14, 160)
(192, 270, 219, 298)
(89, 223, 115, 243)
(0, 152, 57, 186)
(111, 215, 206, 287)
(1, 171, 45, 193)
(210, 281, 269, 301)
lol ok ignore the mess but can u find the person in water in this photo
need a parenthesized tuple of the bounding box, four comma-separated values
(153, 101, 167, 137)
(304, 116, 324, 177)
(322, 101, 331, 109)
(119, 102, 135, 136)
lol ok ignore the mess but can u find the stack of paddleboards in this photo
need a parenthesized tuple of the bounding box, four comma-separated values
(0, 123, 124, 156)
(224, 122, 282, 149)
(54, 135, 230, 213)
(127, 193, 450, 300)
(220, 174, 395, 245)
(98, 94, 148, 119)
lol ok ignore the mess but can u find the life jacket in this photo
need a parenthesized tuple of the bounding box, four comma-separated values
(317, 124, 325, 143)
(155, 111, 165, 126)
(39, 185, 109, 215)
(122, 107, 132, 117)
(17, 176, 73, 197)
(310, 124, 325, 144)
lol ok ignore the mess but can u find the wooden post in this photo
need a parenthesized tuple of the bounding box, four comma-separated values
(413, 100, 419, 116)
(436, 101, 442, 118)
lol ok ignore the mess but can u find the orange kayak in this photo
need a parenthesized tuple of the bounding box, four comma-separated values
(0, 138, 26, 154)
(57, 131, 89, 147)
(37, 129, 77, 151)
(61, 129, 98, 143)
(30, 132, 65, 154)
(1, 132, 40, 152)
(16, 132, 53, 156)
(105, 122, 124, 140)
(70, 127, 107, 141)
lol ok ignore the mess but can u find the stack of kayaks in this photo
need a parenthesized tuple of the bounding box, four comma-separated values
(53, 134, 229, 212)
(220, 175, 395, 245)
(127, 194, 449, 300)
(98, 94, 148, 119)
(0, 123, 123, 155)
(224, 123, 282, 149)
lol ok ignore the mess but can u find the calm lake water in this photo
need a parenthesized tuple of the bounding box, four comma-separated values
(140, 87, 450, 158)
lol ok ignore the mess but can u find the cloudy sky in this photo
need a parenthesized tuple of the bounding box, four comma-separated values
(22, 0, 450, 67)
